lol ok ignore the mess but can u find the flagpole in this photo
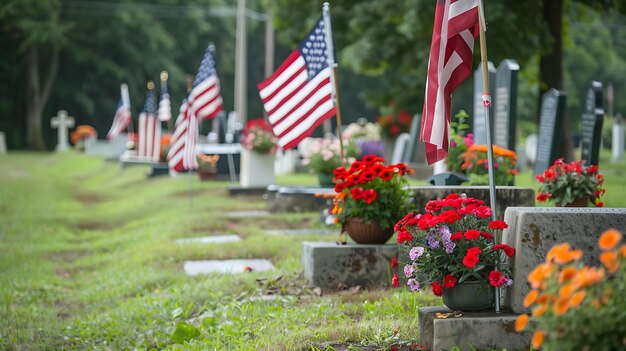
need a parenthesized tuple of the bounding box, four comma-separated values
(477, 0, 501, 313)
(322, 2, 345, 165)
(186, 75, 194, 207)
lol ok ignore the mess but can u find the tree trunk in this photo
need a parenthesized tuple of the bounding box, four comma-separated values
(25, 44, 59, 150)
(538, 0, 573, 161)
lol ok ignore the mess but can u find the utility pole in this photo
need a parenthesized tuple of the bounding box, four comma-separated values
(234, 0, 247, 125)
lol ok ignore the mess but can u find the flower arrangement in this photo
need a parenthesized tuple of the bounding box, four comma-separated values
(446, 110, 474, 174)
(343, 119, 384, 157)
(300, 137, 360, 175)
(461, 144, 518, 185)
(535, 158, 605, 207)
(241, 118, 277, 154)
(515, 229, 625, 350)
(71, 125, 97, 147)
(330, 155, 412, 230)
(160, 134, 171, 162)
(196, 153, 220, 170)
(394, 193, 515, 299)
(376, 110, 413, 139)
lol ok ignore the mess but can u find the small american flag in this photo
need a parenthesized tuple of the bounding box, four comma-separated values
(158, 79, 172, 122)
(137, 87, 161, 162)
(106, 84, 132, 139)
(257, 16, 336, 149)
(168, 45, 223, 172)
(420, 0, 479, 164)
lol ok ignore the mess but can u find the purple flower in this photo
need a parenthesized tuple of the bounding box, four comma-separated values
(407, 278, 420, 291)
(439, 225, 451, 242)
(404, 264, 415, 278)
(409, 247, 425, 260)
(505, 279, 513, 288)
(444, 241, 456, 254)
(426, 233, 440, 249)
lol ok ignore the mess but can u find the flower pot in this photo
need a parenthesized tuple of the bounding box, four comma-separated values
(317, 173, 335, 188)
(556, 197, 589, 207)
(197, 168, 217, 181)
(442, 280, 495, 311)
(240, 149, 275, 187)
(344, 217, 394, 244)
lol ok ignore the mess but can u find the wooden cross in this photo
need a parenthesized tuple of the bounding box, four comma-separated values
(50, 110, 75, 151)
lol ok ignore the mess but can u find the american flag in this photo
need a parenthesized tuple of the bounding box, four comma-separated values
(158, 78, 171, 122)
(137, 86, 161, 161)
(168, 45, 223, 172)
(420, 0, 479, 164)
(106, 83, 132, 139)
(257, 17, 336, 149)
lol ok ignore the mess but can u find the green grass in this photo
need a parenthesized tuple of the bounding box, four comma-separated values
(0, 151, 624, 350)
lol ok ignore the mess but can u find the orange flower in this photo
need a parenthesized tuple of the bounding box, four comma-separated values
(536, 294, 550, 305)
(160, 134, 172, 146)
(515, 314, 529, 332)
(559, 284, 574, 299)
(559, 266, 577, 283)
(554, 297, 569, 315)
(532, 303, 548, 317)
(569, 290, 586, 308)
(528, 263, 552, 289)
(600, 251, 620, 273)
(532, 330, 545, 348)
(598, 229, 622, 251)
(620, 244, 626, 258)
(524, 290, 539, 307)
(573, 267, 605, 288)
(547, 242, 582, 265)
(546, 243, 570, 263)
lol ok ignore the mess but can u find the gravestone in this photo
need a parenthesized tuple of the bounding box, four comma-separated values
(183, 259, 274, 275)
(0, 131, 6, 154)
(613, 113, 624, 162)
(472, 61, 496, 145)
(493, 59, 519, 150)
(533, 89, 566, 176)
(580, 81, 604, 166)
(50, 110, 75, 151)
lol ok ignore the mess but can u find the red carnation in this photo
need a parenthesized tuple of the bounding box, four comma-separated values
(474, 206, 492, 219)
(467, 247, 482, 256)
(391, 256, 398, 269)
(462, 254, 479, 268)
(494, 244, 515, 257)
(350, 187, 364, 200)
(431, 281, 443, 296)
(480, 232, 494, 240)
(396, 230, 413, 244)
(489, 220, 508, 230)
(362, 188, 377, 204)
(488, 270, 507, 287)
(445, 193, 459, 200)
(392, 274, 399, 288)
(464, 229, 480, 240)
(334, 181, 346, 193)
(450, 232, 463, 241)
(443, 274, 457, 289)
(439, 210, 461, 224)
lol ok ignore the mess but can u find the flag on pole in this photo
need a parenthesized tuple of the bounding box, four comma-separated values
(168, 45, 223, 172)
(137, 85, 161, 161)
(420, 0, 479, 164)
(158, 74, 172, 122)
(257, 16, 336, 150)
(106, 83, 132, 139)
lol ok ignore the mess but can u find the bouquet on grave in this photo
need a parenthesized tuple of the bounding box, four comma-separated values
(515, 229, 625, 350)
(461, 144, 518, 185)
(393, 193, 515, 296)
(240, 118, 278, 154)
(535, 158, 605, 207)
(300, 137, 360, 175)
(446, 110, 474, 174)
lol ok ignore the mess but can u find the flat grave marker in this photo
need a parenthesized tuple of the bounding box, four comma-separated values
(580, 81, 604, 166)
(175, 234, 241, 244)
(225, 210, 271, 218)
(534, 89, 566, 176)
(265, 228, 334, 236)
(183, 259, 274, 275)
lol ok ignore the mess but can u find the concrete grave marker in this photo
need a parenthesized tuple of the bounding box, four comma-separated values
(472, 61, 496, 145)
(175, 234, 241, 244)
(580, 81, 604, 166)
(226, 210, 271, 218)
(50, 110, 75, 151)
(0, 131, 6, 154)
(265, 228, 334, 236)
(493, 59, 519, 150)
(613, 113, 624, 162)
(534, 89, 566, 176)
(183, 259, 274, 275)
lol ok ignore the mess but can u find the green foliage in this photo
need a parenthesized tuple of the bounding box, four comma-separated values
(446, 110, 472, 174)
(171, 322, 201, 344)
(301, 138, 360, 175)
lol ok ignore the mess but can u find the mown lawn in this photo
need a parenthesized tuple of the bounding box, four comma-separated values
(0, 151, 624, 350)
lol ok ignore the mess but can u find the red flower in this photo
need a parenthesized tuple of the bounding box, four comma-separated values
(362, 155, 379, 164)
(458, 203, 478, 215)
(445, 193, 459, 200)
(372, 163, 385, 174)
(397, 230, 413, 244)
(474, 206, 492, 219)
(450, 232, 463, 241)
(467, 247, 482, 256)
(391, 256, 398, 269)
(334, 182, 346, 193)
(489, 220, 508, 230)
(350, 187, 364, 200)
(480, 232, 494, 240)
(362, 189, 377, 204)
(462, 254, 479, 268)
(536, 192, 552, 202)
(596, 201, 604, 207)
(418, 213, 438, 230)
(488, 270, 507, 287)
(378, 169, 394, 181)
(587, 165, 598, 174)
(494, 244, 516, 257)
(438, 210, 461, 224)
(359, 170, 377, 183)
(392, 273, 399, 288)
(443, 274, 457, 289)
(535, 175, 545, 182)
(431, 281, 443, 296)
(464, 229, 480, 240)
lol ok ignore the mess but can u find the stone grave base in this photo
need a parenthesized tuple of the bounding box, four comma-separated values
(183, 259, 274, 275)
(227, 185, 269, 196)
(418, 306, 531, 351)
(175, 234, 241, 244)
(266, 186, 334, 213)
(302, 241, 397, 289)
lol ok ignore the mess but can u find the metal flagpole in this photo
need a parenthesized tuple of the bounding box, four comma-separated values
(477, 0, 501, 313)
(322, 2, 345, 165)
